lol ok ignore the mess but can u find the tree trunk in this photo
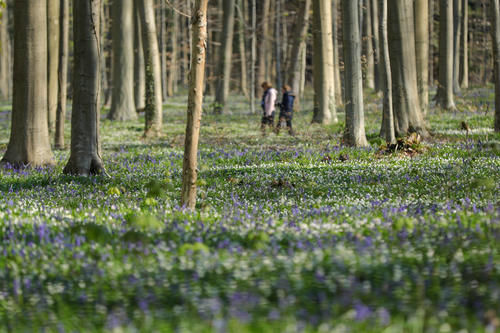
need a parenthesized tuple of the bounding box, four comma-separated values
(379, 0, 396, 143)
(214, 0, 235, 114)
(453, 0, 462, 94)
(343, 0, 368, 147)
(108, 0, 137, 121)
(101, 1, 112, 107)
(371, 0, 382, 92)
(236, 0, 248, 98)
(160, 0, 168, 101)
(415, 0, 429, 114)
(250, 0, 256, 113)
(167, 3, 179, 96)
(134, 5, 146, 111)
(181, 0, 208, 209)
(0, 3, 12, 101)
(333, 0, 343, 104)
(275, 0, 282, 90)
(437, 0, 456, 110)
(492, 0, 500, 132)
(138, 0, 163, 138)
(388, 0, 427, 136)
(364, 0, 375, 89)
(459, 0, 468, 88)
(312, 0, 336, 124)
(257, 0, 270, 90)
(287, 0, 311, 109)
(2, 0, 54, 167)
(64, 0, 105, 176)
(47, 0, 60, 135)
(429, 0, 434, 86)
(55, 0, 69, 150)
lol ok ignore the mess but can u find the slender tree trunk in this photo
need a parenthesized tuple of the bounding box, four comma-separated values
(2, 0, 54, 167)
(333, 0, 343, 104)
(236, 0, 248, 98)
(0, 4, 11, 101)
(379, 0, 396, 143)
(55, 0, 69, 150)
(47, 0, 60, 135)
(138, 0, 163, 137)
(108, 0, 137, 120)
(492, 0, 500, 132)
(257, 0, 270, 89)
(437, 0, 456, 110)
(134, 4, 146, 111)
(167, 3, 179, 96)
(371, 0, 382, 92)
(312, 0, 336, 124)
(214, 0, 235, 114)
(343, 0, 368, 146)
(275, 0, 282, 90)
(388, 0, 427, 136)
(482, 0, 490, 83)
(415, 0, 429, 114)
(364, 0, 375, 89)
(100, 0, 111, 108)
(160, 0, 168, 101)
(429, 0, 434, 86)
(250, 0, 256, 113)
(64, 0, 105, 176)
(181, 0, 208, 209)
(453, 0, 462, 94)
(460, 0, 468, 88)
(287, 0, 311, 109)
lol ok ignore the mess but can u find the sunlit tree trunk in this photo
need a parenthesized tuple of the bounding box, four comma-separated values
(257, 0, 270, 90)
(371, 0, 382, 92)
(55, 0, 69, 150)
(437, 0, 456, 110)
(415, 0, 429, 114)
(181, 0, 208, 209)
(2, 0, 54, 167)
(364, 0, 375, 89)
(492, 0, 500, 132)
(134, 4, 146, 111)
(167, 3, 179, 96)
(138, 0, 163, 137)
(460, 0, 468, 88)
(64, 0, 105, 176)
(453, 0, 462, 94)
(343, 0, 368, 146)
(312, 0, 336, 124)
(333, 0, 343, 104)
(47, 0, 60, 135)
(0, 4, 12, 101)
(236, 0, 248, 98)
(250, 0, 256, 113)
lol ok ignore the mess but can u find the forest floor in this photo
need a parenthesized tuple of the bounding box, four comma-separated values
(0, 88, 499, 332)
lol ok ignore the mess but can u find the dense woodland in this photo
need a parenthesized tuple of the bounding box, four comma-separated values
(0, 0, 499, 331)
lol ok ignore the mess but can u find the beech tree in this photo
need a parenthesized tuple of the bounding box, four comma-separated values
(415, 0, 429, 114)
(437, 0, 456, 110)
(64, 0, 105, 176)
(492, 0, 500, 132)
(47, 0, 60, 135)
(1, 0, 54, 167)
(55, 0, 69, 149)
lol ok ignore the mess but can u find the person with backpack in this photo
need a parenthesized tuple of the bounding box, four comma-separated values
(275, 84, 295, 135)
(260, 81, 278, 135)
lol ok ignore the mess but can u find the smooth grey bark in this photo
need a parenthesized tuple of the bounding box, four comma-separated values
(64, 0, 105, 176)
(437, 0, 456, 110)
(2, 0, 54, 167)
(364, 0, 375, 89)
(47, 0, 60, 135)
(137, 0, 163, 137)
(108, 0, 137, 121)
(181, 0, 208, 209)
(460, 0, 468, 88)
(134, 5, 146, 111)
(55, 0, 69, 150)
(275, 0, 282, 90)
(159, 0, 168, 101)
(287, 0, 311, 109)
(0, 3, 12, 101)
(214, 0, 235, 114)
(343, 0, 368, 147)
(492, 0, 500, 132)
(415, 0, 429, 114)
(453, 0, 462, 94)
(429, 0, 434, 85)
(312, 0, 336, 124)
(371, 0, 382, 92)
(101, 1, 112, 107)
(333, 0, 343, 104)
(167, 3, 179, 96)
(250, 0, 256, 113)
(236, 0, 248, 97)
(388, 0, 427, 137)
(257, 0, 270, 90)
(379, 0, 396, 143)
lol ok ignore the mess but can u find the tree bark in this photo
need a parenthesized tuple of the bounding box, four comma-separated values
(137, 0, 163, 137)
(388, 0, 427, 136)
(0, 3, 12, 101)
(333, 0, 343, 104)
(437, 0, 456, 110)
(257, 0, 270, 90)
(167, 2, 179, 96)
(429, 0, 434, 86)
(459, 0, 468, 88)
(47, 0, 60, 135)
(108, 0, 137, 121)
(371, 0, 382, 92)
(453, 0, 462, 94)
(55, 0, 69, 150)
(492, 0, 500, 132)
(379, 0, 396, 143)
(134, 5, 146, 111)
(64, 0, 105, 176)
(181, 0, 208, 209)
(2, 0, 54, 167)
(364, 0, 375, 90)
(250, 0, 256, 113)
(343, 0, 368, 147)
(236, 0, 248, 98)
(275, 0, 282, 90)
(415, 0, 429, 114)
(214, 0, 235, 114)
(312, 0, 336, 124)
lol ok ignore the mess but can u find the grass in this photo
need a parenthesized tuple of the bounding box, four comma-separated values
(0, 88, 499, 332)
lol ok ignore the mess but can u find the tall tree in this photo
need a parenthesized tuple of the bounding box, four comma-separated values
(437, 0, 456, 110)
(415, 0, 429, 114)
(108, 0, 137, 121)
(371, 0, 382, 92)
(275, 0, 282, 90)
(236, 0, 248, 97)
(0, 3, 12, 101)
(333, 0, 343, 104)
(459, 0, 468, 88)
(64, 0, 105, 176)
(364, 0, 375, 89)
(167, 2, 179, 96)
(134, 5, 146, 111)
(55, 0, 69, 150)
(250, 0, 256, 113)
(256, 0, 271, 90)
(343, 0, 368, 146)
(47, 0, 60, 135)
(2, 0, 54, 167)
(453, 0, 462, 94)
(181, 0, 208, 209)
(214, 0, 235, 114)
(137, 0, 163, 137)
(312, 0, 336, 124)
(492, 0, 500, 132)
(388, 0, 427, 136)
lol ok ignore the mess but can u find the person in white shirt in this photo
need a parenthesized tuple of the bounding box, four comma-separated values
(260, 81, 278, 135)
